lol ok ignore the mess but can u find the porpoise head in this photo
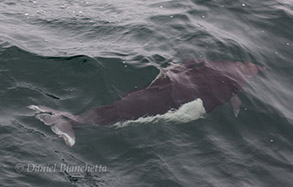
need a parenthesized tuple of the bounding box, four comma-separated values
(168, 60, 266, 83)
(234, 62, 266, 79)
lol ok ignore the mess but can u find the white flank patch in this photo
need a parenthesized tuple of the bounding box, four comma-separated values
(114, 98, 206, 128)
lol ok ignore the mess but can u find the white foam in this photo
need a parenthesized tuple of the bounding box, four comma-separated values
(51, 125, 75, 147)
(114, 98, 206, 128)
(28, 105, 46, 113)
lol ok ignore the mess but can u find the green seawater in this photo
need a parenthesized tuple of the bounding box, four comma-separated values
(0, 0, 293, 186)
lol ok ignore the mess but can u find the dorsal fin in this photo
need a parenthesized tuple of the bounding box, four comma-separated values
(147, 70, 171, 89)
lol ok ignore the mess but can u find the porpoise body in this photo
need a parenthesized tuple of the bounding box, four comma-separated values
(29, 60, 265, 146)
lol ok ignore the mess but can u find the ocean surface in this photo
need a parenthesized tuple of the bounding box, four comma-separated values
(0, 0, 293, 186)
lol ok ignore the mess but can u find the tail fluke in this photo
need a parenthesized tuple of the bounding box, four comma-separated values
(28, 105, 76, 146)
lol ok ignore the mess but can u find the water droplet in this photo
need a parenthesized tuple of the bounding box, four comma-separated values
(270, 139, 274, 143)
(170, 15, 173, 18)
(124, 65, 128, 68)
(244, 108, 248, 111)
(24, 13, 29, 16)
(286, 43, 290, 46)
(201, 15, 205, 18)
(160, 6, 163, 9)
(275, 52, 278, 55)
(241, 3, 246, 7)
